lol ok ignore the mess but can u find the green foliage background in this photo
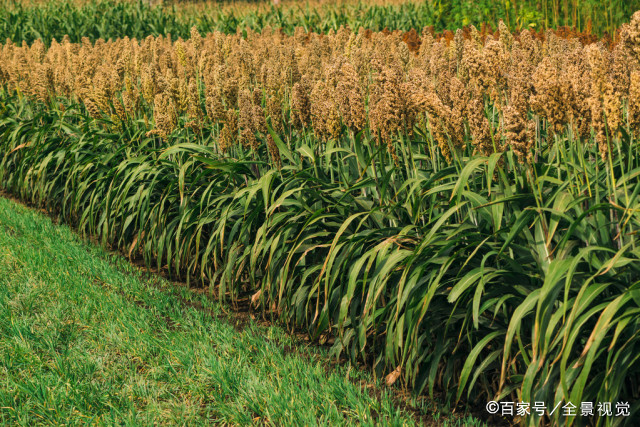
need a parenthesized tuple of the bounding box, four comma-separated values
(1, 0, 640, 46)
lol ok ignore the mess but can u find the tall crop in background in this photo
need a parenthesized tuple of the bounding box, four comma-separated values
(2, 8, 640, 427)
(2, 0, 640, 45)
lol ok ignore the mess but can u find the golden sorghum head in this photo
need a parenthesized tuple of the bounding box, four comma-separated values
(460, 38, 482, 90)
(481, 39, 509, 106)
(187, 77, 203, 120)
(518, 29, 542, 65)
(177, 77, 190, 114)
(150, 93, 177, 138)
(453, 29, 464, 65)
(610, 45, 630, 97)
(266, 134, 281, 168)
(566, 62, 592, 140)
(588, 91, 608, 160)
(503, 103, 533, 161)
(115, 56, 127, 81)
(602, 81, 622, 139)
(310, 79, 341, 142)
(84, 98, 101, 119)
(238, 88, 258, 149)
(530, 57, 568, 136)
(407, 71, 455, 161)
(585, 43, 614, 159)
(629, 71, 640, 135)
(221, 71, 239, 109)
(291, 76, 312, 129)
(205, 85, 226, 123)
(446, 76, 468, 150)
(141, 65, 157, 105)
(252, 87, 262, 107)
(113, 95, 127, 123)
(369, 66, 404, 160)
(175, 41, 187, 69)
(266, 89, 284, 134)
(469, 24, 483, 46)
(498, 20, 514, 51)
(190, 26, 203, 53)
(620, 10, 640, 63)
(237, 88, 266, 150)
(91, 71, 111, 113)
(252, 90, 268, 137)
(334, 61, 366, 133)
(33, 63, 53, 103)
(122, 88, 137, 118)
(587, 43, 609, 93)
(467, 95, 493, 156)
(219, 109, 238, 153)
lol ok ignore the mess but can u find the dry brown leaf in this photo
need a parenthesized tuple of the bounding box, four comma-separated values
(9, 143, 27, 154)
(251, 290, 262, 306)
(128, 234, 139, 259)
(385, 366, 402, 386)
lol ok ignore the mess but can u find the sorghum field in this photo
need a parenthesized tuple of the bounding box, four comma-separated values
(1, 0, 640, 425)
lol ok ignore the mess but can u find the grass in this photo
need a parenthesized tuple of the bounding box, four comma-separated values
(0, 195, 485, 426)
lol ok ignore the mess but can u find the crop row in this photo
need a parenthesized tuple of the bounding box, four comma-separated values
(2, 0, 640, 46)
(2, 19, 640, 164)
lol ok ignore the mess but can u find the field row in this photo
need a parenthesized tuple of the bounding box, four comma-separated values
(2, 18, 640, 164)
(1, 0, 639, 45)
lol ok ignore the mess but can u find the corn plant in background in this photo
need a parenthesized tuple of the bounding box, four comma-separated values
(2, 0, 640, 46)
(2, 6, 640, 427)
